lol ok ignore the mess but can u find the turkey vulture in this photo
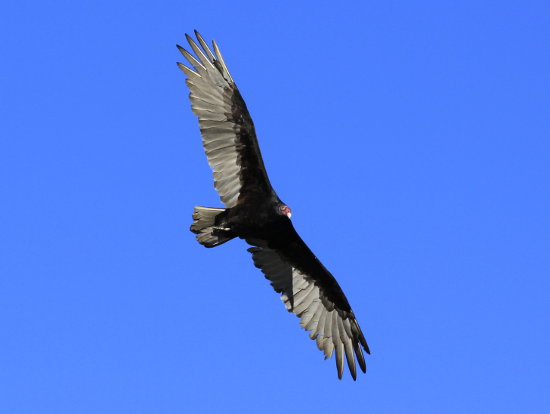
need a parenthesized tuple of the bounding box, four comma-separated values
(177, 31, 370, 380)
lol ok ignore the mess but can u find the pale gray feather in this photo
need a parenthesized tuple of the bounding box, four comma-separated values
(249, 246, 367, 379)
(177, 33, 245, 207)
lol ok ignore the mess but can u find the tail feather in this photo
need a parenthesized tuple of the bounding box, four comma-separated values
(190, 206, 233, 247)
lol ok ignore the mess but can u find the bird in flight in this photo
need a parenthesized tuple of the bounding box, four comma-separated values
(177, 31, 370, 380)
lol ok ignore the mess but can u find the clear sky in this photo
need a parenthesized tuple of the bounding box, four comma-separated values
(1, 1, 549, 413)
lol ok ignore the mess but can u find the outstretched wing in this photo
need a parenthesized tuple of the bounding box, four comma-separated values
(248, 228, 370, 380)
(177, 31, 275, 207)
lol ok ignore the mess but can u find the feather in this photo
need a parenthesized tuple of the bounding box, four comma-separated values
(185, 33, 215, 69)
(323, 338, 334, 359)
(177, 62, 200, 78)
(339, 317, 356, 380)
(177, 45, 206, 71)
(354, 341, 367, 373)
(194, 30, 216, 62)
(293, 286, 318, 315)
(311, 309, 328, 339)
(305, 304, 324, 332)
(300, 299, 320, 328)
(212, 40, 234, 83)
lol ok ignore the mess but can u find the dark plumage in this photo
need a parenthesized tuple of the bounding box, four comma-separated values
(177, 31, 370, 380)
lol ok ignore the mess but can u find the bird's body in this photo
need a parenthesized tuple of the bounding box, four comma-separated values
(177, 31, 370, 380)
(217, 196, 283, 239)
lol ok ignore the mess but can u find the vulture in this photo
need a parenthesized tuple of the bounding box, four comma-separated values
(177, 31, 370, 380)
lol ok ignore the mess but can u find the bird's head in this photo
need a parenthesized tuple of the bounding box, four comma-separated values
(278, 203, 292, 219)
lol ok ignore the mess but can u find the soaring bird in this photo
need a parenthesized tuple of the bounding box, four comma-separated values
(177, 31, 370, 380)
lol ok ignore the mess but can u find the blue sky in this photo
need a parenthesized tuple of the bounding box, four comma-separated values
(1, 1, 549, 412)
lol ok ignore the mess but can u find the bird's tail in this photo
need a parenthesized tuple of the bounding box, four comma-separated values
(190, 206, 234, 248)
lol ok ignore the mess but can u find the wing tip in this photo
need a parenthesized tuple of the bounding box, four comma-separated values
(362, 334, 371, 355)
(336, 358, 344, 380)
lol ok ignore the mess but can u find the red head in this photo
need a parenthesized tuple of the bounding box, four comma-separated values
(278, 204, 292, 219)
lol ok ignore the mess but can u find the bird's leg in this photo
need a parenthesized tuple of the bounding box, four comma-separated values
(212, 226, 234, 239)
(213, 226, 231, 231)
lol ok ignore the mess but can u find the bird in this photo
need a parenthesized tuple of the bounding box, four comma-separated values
(177, 31, 370, 380)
